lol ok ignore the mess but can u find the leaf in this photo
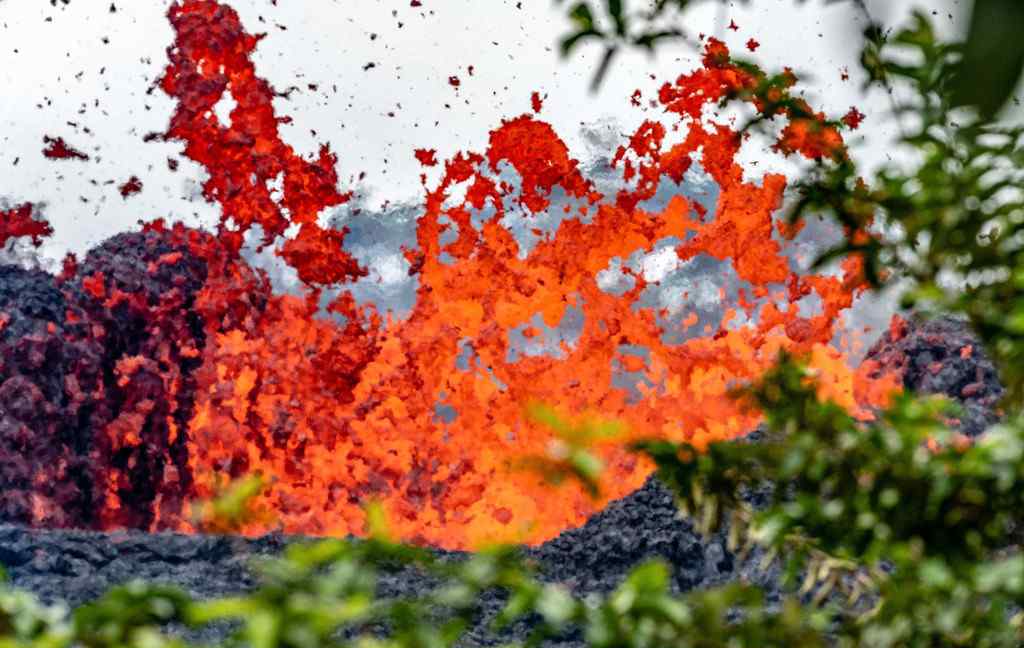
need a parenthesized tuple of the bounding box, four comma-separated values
(525, 403, 566, 434)
(634, 29, 683, 51)
(535, 585, 576, 626)
(364, 500, 392, 541)
(951, 0, 1024, 118)
(625, 560, 670, 593)
(590, 45, 619, 92)
(247, 609, 280, 648)
(606, 0, 626, 37)
(567, 2, 595, 30)
(560, 29, 603, 57)
(190, 474, 266, 533)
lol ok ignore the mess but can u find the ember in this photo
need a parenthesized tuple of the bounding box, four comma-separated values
(41, 136, 89, 161)
(118, 176, 143, 198)
(0, 203, 53, 248)
(0, 0, 899, 550)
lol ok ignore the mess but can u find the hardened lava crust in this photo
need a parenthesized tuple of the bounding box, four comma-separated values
(0, 475, 774, 647)
(66, 227, 216, 530)
(0, 265, 101, 528)
(862, 314, 1004, 436)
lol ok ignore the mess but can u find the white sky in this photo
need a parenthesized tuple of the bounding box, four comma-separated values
(0, 0, 967, 263)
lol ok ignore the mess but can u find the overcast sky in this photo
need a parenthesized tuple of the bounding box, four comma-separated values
(0, 0, 967, 264)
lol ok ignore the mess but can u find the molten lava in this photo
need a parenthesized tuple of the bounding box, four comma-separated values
(0, 0, 899, 550)
(0, 204, 52, 248)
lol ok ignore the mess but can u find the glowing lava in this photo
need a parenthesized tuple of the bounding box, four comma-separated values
(154, 1, 895, 549)
(0, 203, 52, 248)
(0, 0, 899, 550)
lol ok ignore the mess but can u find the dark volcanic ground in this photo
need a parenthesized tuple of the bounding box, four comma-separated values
(0, 313, 1004, 645)
(0, 476, 774, 646)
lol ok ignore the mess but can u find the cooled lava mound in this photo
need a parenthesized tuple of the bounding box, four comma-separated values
(0, 222, 271, 532)
(863, 315, 1004, 436)
(0, 265, 100, 527)
(67, 225, 224, 530)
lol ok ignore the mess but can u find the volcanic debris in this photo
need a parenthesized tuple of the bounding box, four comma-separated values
(0, 225, 243, 531)
(0, 265, 101, 527)
(862, 314, 1004, 436)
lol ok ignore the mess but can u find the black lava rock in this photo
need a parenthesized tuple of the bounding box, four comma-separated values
(0, 265, 102, 527)
(66, 225, 219, 529)
(0, 475, 782, 647)
(863, 315, 1003, 436)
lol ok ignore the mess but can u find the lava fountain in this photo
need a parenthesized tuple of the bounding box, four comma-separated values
(0, 1, 897, 550)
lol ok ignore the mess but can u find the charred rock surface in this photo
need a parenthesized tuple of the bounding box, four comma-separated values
(0, 265, 102, 527)
(864, 315, 1003, 436)
(0, 477, 775, 647)
(530, 476, 772, 596)
(0, 525, 280, 608)
(67, 226, 217, 529)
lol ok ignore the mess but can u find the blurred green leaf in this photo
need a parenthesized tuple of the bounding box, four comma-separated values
(606, 0, 626, 37)
(190, 474, 266, 534)
(567, 2, 595, 30)
(522, 403, 622, 496)
(952, 0, 1024, 118)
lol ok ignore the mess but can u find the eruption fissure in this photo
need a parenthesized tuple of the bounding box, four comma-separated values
(0, 0, 898, 550)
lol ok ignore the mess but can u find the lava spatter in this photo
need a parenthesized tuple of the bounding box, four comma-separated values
(118, 176, 143, 198)
(157, 2, 896, 550)
(0, 1, 899, 550)
(0, 203, 53, 248)
(160, 0, 360, 284)
(42, 136, 90, 161)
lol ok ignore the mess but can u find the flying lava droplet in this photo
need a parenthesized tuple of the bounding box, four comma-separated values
(42, 136, 89, 161)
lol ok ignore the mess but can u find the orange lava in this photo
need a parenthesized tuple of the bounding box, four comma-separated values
(145, 1, 897, 549)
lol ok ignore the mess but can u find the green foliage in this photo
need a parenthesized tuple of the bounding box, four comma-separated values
(0, 583, 71, 648)
(191, 475, 268, 534)
(557, 0, 689, 90)
(951, 0, 1024, 119)
(0, 536, 831, 648)
(556, 0, 859, 91)
(624, 11, 1024, 643)
(520, 403, 622, 497)
(557, 0, 1024, 117)
(75, 583, 191, 648)
(641, 356, 1024, 645)
(790, 11, 1024, 404)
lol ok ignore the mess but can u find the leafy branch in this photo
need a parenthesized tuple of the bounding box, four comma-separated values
(558, 0, 1024, 118)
